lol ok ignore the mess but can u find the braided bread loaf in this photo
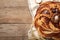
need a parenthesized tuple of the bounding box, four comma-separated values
(34, 1, 60, 38)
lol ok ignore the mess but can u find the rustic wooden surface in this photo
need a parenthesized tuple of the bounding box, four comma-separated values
(0, 0, 32, 40)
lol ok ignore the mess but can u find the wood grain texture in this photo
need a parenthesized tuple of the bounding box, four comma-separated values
(0, 0, 32, 24)
(0, 0, 28, 7)
(0, 36, 23, 40)
(0, 36, 28, 40)
(0, 7, 32, 24)
(0, 24, 31, 36)
(0, 0, 32, 40)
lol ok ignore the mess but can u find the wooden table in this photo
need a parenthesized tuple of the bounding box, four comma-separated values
(0, 0, 32, 40)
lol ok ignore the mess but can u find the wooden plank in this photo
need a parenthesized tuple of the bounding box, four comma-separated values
(0, 0, 28, 8)
(0, 36, 22, 40)
(0, 24, 31, 36)
(0, 7, 32, 24)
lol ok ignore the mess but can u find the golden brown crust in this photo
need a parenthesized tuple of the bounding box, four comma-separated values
(34, 1, 60, 38)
